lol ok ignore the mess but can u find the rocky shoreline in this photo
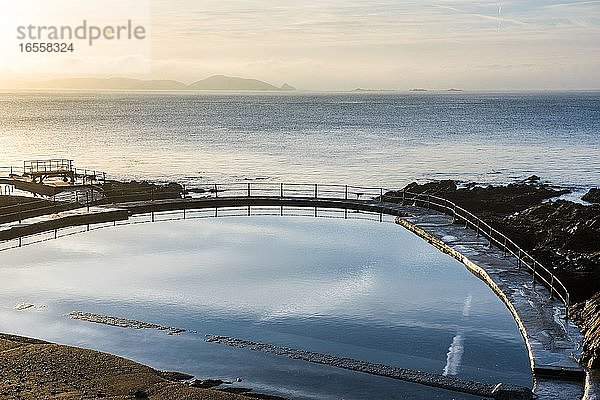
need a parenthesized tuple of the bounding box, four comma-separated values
(0, 333, 270, 400)
(0, 333, 292, 400)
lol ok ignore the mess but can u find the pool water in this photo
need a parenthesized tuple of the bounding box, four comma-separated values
(0, 212, 531, 399)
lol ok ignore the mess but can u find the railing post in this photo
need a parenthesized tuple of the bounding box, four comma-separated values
(565, 294, 570, 320)
(518, 249, 522, 269)
(503, 237, 507, 257)
(549, 275, 555, 299)
(345, 185, 348, 200)
(402, 189, 405, 204)
(380, 188, 383, 201)
(280, 183, 284, 198)
(314, 184, 318, 199)
(247, 182, 251, 197)
(532, 261, 537, 285)
(214, 184, 218, 198)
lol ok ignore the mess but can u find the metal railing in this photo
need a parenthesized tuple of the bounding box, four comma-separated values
(0, 181, 571, 316)
(384, 189, 571, 317)
(1, 163, 106, 184)
(0, 166, 19, 176)
(24, 159, 73, 174)
(0, 206, 396, 252)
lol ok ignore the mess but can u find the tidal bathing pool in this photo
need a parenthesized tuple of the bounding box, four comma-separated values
(0, 209, 532, 399)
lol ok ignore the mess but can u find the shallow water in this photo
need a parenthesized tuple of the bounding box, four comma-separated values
(0, 213, 531, 399)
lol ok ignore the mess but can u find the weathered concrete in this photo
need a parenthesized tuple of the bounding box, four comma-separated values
(0, 205, 128, 242)
(393, 208, 585, 399)
(0, 195, 586, 398)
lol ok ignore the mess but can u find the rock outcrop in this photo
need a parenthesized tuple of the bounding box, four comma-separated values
(398, 180, 570, 216)
(583, 188, 600, 204)
(571, 292, 600, 369)
(101, 180, 183, 203)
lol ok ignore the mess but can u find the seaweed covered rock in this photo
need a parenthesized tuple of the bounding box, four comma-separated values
(571, 291, 600, 369)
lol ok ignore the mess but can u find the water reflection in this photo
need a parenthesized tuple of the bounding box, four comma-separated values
(0, 212, 532, 399)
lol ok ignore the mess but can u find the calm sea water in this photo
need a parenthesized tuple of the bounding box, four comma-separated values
(0, 213, 531, 399)
(0, 91, 598, 191)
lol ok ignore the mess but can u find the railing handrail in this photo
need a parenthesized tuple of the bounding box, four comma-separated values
(0, 180, 571, 315)
(0, 164, 107, 184)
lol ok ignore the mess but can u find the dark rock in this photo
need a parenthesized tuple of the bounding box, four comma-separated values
(243, 394, 293, 400)
(218, 387, 253, 394)
(158, 370, 194, 382)
(130, 389, 149, 398)
(522, 175, 541, 183)
(488, 201, 600, 301)
(100, 180, 183, 203)
(189, 378, 226, 388)
(387, 180, 570, 216)
(583, 188, 600, 204)
(186, 187, 206, 194)
(570, 291, 600, 369)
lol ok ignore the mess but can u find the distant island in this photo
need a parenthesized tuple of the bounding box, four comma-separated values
(353, 88, 395, 92)
(409, 88, 464, 92)
(3, 75, 296, 91)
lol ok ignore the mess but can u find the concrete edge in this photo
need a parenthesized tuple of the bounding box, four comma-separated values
(394, 217, 537, 374)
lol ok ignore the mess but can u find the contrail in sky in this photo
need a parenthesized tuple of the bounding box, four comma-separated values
(497, 4, 503, 32)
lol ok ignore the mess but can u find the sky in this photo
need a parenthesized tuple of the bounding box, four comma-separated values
(1, 0, 600, 90)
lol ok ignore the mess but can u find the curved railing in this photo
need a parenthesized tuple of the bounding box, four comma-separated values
(383, 189, 571, 316)
(0, 181, 571, 316)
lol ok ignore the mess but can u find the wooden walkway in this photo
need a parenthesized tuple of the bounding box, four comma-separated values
(0, 194, 587, 399)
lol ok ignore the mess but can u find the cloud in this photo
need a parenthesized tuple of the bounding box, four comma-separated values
(3, 0, 599, 89)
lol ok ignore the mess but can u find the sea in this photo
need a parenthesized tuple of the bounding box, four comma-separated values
(0, 90, 598, 194)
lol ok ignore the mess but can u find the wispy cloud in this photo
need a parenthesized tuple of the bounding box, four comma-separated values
(3, 0, 599, 89)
